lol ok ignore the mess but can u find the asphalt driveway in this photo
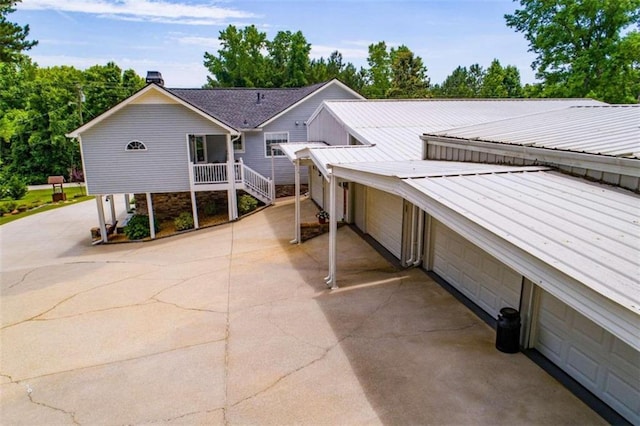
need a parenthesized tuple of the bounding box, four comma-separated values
(0, 197, 605, 425)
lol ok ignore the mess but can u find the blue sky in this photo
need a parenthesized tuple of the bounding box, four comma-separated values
(14, 0, 537, 88)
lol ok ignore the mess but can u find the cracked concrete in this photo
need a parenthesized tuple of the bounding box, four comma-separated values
(1, 196, 605, 424)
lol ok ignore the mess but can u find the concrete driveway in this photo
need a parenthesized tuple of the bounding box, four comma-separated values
(0, 198, 604, 425)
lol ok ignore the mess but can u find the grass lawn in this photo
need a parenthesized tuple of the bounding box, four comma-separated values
(0, 185, 93, 226)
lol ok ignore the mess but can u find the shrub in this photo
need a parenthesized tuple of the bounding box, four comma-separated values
(4, 200, 17, 212)
(174, 212, 194, 231)
(204, 201, 218, 216)
(0, 204, 9, 216)
(124, 214, 159, 240)
(238, 194, 258, 215)
(4, 175, 27, 200)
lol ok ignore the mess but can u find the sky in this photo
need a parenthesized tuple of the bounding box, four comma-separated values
(13, 0, 538, 88)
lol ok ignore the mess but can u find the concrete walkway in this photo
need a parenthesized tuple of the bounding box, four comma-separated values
(0, 198, 605, 425)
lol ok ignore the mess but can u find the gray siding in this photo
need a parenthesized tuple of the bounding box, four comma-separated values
(235, 84, 358, 185)
(82, 104, 229, 194)
(307, 107, 350, 145)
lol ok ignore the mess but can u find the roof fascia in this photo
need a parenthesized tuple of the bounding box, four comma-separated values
(67, 84, 239, 138)
(258, 79, 364, 128)
(330, 161, 639, 350)
(422, 135, 640, 177)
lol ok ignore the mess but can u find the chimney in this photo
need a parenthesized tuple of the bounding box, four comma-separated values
(146, 71, 164, 86)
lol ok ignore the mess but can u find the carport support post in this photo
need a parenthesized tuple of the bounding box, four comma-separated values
(146, 193, 156, 240)
(327, 172, 338, 289)
(96, 195, 108, 243)
(227, 134, 238, 221)
(291, 159, 301, 244)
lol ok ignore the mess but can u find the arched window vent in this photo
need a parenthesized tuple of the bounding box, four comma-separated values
(125, 140, 147, 151)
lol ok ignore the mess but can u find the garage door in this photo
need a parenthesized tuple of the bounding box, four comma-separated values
(432, 220, 521, 319)
(536, 291, 640, 424)
(365, 188, 403, 259)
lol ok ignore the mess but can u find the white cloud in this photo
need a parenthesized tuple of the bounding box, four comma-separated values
(20, 0, 258, 25)
(175, 36, 220, 49)
(311, 45, 368, 61)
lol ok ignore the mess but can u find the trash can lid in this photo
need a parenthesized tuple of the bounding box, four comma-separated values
(500, 307, 519, 318)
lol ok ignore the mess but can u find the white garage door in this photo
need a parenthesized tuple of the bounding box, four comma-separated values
(432, 220, 521, 319)
(536, 291, 640, 424)
(365, 188, 403, 259)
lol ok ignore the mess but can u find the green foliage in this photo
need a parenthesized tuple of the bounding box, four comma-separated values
(505, 0, 640, 103)
(124, 214, 158, 240)
(0, 203, 9, 215)
(0, 0, 38, 64)
(387, 45, 430, 98)
(204, 201, 218, 216)
(4, 200, 17, 211)
(238, 194, 258, 215)
(433, 60, 523, 99)
(363, 41, 392, 98)
(174, 212, 194, 231)
(0, 58, 144, 184)
(3, 174, 27, 199)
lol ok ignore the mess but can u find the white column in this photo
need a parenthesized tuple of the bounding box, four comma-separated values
(326, 173, 338, 289)
(146, 193, 156, 240)
(96, 195, 108, 243)
(124, 193, 131, 213)
(290, 159, 301, 244)
(108, 194, 116, 225)
(190, 190, 199, 229)
(227, 134, 238, 220)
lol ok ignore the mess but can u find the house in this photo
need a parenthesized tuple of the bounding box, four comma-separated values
(66, 79, 362, 242)
(284, 101, 639, 423)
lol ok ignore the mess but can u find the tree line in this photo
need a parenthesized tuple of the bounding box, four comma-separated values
(1, 0, 638, 185)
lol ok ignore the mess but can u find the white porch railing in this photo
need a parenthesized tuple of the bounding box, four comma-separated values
(191, 161, 274, 204)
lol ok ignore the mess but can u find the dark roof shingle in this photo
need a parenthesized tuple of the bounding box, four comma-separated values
(167, 81, 329, 130)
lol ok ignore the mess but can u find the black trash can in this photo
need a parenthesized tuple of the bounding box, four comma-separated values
(496, 307, 521, 353)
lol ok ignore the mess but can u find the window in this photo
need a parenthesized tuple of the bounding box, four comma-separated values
(189, 135, 207, 163)
(125, 140, 147, 151)
(233, 135, 244, 153)
(265, 132, 288, 157)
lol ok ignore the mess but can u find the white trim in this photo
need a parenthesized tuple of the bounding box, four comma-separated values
(66, 84, 239, 138)
(258, 79, 364, 128)
(264, 131, 289, 158)
(233, 134, 245, 153)
(189, 134, 208, 164)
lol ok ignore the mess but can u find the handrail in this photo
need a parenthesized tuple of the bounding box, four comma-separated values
(191, 162, 273, 204)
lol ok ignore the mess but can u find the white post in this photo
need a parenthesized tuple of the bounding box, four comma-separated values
(146, 193, 156, 240)
(96, 195, 108, 243)
(290, 159, 301, 244)
(326, 173, 338, 289)
(191, 190, 199, 229)
(124, 193, 131, 213)
(108, 194, 116, 226)
(227, 134, 238, 220)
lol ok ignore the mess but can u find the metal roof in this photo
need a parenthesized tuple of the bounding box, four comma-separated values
(302, 99, 607, 175)
(427, 105, 640, 159)
(331, 160, 640, 348)
(278, 142, 327, 162)
(406, 170, 640, 314)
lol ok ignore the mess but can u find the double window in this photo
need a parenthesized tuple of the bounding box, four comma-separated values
(265, 132, 288, 157)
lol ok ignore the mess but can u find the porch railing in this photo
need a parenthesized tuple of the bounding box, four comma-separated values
(191, 161, 273, 204)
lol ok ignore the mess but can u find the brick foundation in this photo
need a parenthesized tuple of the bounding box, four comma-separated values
(134, 192, 229, 222)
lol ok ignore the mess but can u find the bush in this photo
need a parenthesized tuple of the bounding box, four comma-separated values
(174, 212, 194, 231)
(124, 214, 159, 240)
(4, 175, 27, 200)
(0, 204, 9, 216)
(238, 194, 258, 215)
(4, 200, 17, 212)
(204, 201, 218, 216)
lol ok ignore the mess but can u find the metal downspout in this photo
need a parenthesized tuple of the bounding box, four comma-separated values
(290, 159, 301, 244)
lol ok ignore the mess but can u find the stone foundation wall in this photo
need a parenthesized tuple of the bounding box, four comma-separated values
(276, 184, 308, 198)
(134, 192, 229, 222)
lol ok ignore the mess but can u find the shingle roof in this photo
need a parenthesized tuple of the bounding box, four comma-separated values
(167, 82, 329, 130)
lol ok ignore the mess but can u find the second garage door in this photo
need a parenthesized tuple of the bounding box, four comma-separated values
(365, 188, 403, 259)
(535, 291, 640, 424)
(431, 220, 522, 319)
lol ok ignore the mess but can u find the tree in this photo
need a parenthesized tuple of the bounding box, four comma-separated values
(387, 45, 430, 98)
(480, 59, 509, 97)
(437, 66, 476, 97)
(363, 41, 391, 98)
(505, 0, 640, 103)
(203, 25, 268, 87)
(0, 0, 37, 63)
